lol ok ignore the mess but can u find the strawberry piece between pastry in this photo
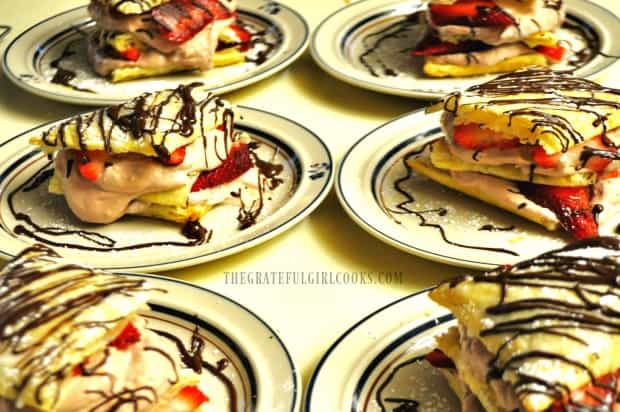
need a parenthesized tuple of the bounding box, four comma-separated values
(76, 150, 108, 182)
(425, 349, 456, 369)
(549, 369, 620, 411)
(535, 44, 566, 62)
(152, 0, 215, 44)
(429, 0, 514, 27)
(453, 124, 520, 151)
(163, 146, 187, 166)
(168, 386, 210, 411)
(191, 143, 253, 192)
(109, 322, 141, 350)
(119, 46, 141, 62)
(518, 183, 598, 240)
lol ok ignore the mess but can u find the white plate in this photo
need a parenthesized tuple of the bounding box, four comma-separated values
(121, 272, 300, 412)
(0, 106, 333, 272)
(2, 1, 308, 105)
(311, 0, 620, 99)
(305, 289, 457, 412)
(337, 109, 570, 270)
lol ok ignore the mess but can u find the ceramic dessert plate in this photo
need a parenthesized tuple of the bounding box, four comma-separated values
(0, 106, 333, 272)
(2, 0, 308, 105)
(337, 109, 572, 270)
(120, 272, 299, 412)
(305, 289, 457, 412)
(311, 0, 620, 99)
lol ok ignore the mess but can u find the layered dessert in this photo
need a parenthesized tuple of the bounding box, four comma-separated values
(428, 236, 620, 412)
(0, 244, 210, 411)
(88, 0, 252, 82)
(30, 82, 259, 230)
(412, 0, 566, 77)
(409, 68, 620, 239)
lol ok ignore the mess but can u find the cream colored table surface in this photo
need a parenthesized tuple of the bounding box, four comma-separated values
(1, 0, 619, 404)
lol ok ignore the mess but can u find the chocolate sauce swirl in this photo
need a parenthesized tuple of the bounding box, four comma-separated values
(446, 236, 620, 411)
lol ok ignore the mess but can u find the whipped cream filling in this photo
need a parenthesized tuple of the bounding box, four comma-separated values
(429, 0, 565, 46)
(427, 42, 535, 67)
(0, 318, 181, 412)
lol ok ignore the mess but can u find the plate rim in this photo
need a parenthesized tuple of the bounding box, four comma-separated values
(310, 0, 620, 99)
(0, 105, 334, 272)
(336, 107, 508, 270)
(120, 271, 300, 412)
(2, 2, 310, 105)
(303, 287, 435, 412)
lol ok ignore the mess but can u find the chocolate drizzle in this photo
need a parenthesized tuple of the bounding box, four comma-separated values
(151, 327, 238, 412)
(49, 40, 94, 93)
(375, 356, 427, 412)
(447, 236, 620, 411)
(0, 244, 149, 409)
(449, 69, 620, 153)
(379, 140, 519, 257)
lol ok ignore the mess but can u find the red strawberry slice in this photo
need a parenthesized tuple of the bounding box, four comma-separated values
(453, 124, 520, 151)
(153, 0, 214, 44)
(429, 0, 513, 27)
(119, 46, 141, 62)
(535, 44, 566, 61)
(425, 349, 456, 369)
(76, 150, 108, 182)
(581, 135, 617, 173)
(168, 386, 210, 411)
(109, 322, 141, 350)
(163, 146, 187, 166)
(531, 145, 561, 169)
(549, 369, 620, 411)
(191, 143, 253, 192)
(229, 24, 251, 43)
(519, 183, 598, 240)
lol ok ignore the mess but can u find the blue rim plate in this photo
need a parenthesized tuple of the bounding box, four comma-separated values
(2, 1, 309, 105)
(311, 0, 620, 99)
(336, 108, 569, 270)
(0, 105, 333, 272)
(304, 288, 459, 412)
(118, 272, 300, 412)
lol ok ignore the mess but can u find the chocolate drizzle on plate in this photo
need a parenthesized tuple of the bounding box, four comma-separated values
(448, 236, 620, 411)
(375, 355, 428, 412)
(379, 140, 519, 257)
(49, 39, 95, 93)
(478, 224, 516, 232)
(151, 327, 238, 412)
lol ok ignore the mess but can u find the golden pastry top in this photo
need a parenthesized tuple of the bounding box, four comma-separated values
(429, 69, 620, 155)
(430, 236, 620, 411)
(0, 245, 149, 410)
(30, 83, 236, 160)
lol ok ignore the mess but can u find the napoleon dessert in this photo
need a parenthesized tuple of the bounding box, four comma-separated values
(88, 0, 252, 82)
(409, 68, 620, 240)
(30, 82, 259, 228)
(427, 236, 620, 412)
(0, 244, 210, 411)
(413, 0, 566, 77)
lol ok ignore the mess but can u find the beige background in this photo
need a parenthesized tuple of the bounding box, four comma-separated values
(0, 0, 618, 396)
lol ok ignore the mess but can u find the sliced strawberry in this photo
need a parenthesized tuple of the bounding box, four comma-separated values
(425, 349, 456, 369)
(163, 146, 187, 166)
(119, 46, 141, 62)
(518, 183, 598, 240)
(429, 0, 513, 27)
(582, 135, 616, 173)
(191, 143, 253, 192)
(453, 124, 520, 151)
(531, 145, 561, 169)
(168, 386, 210, 411)
(109, 322, 141, 350)
(229, 24, 251, 43)
(153, 0, 214, 44)
(72, 363, 84, 376)
(76, 150, 108, 182)
(535, 44, 566, 61)
(549, 369, 620, 411)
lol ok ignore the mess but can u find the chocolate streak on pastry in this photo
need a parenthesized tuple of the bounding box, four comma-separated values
(447, 236, 620, 411)
(381, 141, 519, 256)
(151, 327, 238, 412)
(457, 69, 620, 152)
(0, 244, 149, 408)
